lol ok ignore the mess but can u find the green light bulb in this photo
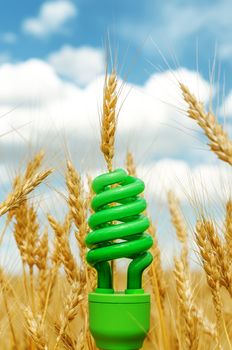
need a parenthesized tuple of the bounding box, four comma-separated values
(85, 168, 153, 350)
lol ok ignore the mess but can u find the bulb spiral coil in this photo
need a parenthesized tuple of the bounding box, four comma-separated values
(86, 168, 153, 292)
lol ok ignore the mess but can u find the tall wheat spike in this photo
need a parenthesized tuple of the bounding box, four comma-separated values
(0, 169, 52, 217)
(24, 306, 48, 350)
(48, 214, 79, 284)
(224, 200, 232, 262)
(168, 191, 189, 269)
(180, 83, 232, 165)
(195, 220, 222, 343)
(101, 70, 118, 171)
(174, 257, 198, 350)
(126, 151, 137, 177)
(36, 229, 49, 312)
(65, 160, 88, 264)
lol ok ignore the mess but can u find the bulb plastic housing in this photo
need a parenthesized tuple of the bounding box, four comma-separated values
(89, 292, 150, 350)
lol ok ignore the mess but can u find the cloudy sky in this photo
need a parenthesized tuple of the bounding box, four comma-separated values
(1, 0, 232, 269)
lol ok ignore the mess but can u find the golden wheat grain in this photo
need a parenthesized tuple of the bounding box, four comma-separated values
(0, 169, 52, 217)
(54, 323, 77, 350)
(13, 202, 39, 311)
(86, 174, 94, 215)
(126, 151, 137, 177)
(7, 151, 45, 221)
(36, 229, 49, 312)
(26, 205, 39, 269)
(48, 214, 79, 284)
(192, 307, 217, 340)
(13, 201, 28, 264)
(225, 200, 232, 263)
(65, 160, 88, 264)
(101, 71, 118, 171)
(168, 191, 189, 269)
(195, 220, 223, 339)
(54, 282, 83, 350)
(65, 161, 97, 297)
(24, 150, 45, 180)
(174, 257, 198, 350)
(168, 191, 187, 244)
(24, 306, 48, 350)
(203, 220, 232, 297)
(180, 83, 232, 165)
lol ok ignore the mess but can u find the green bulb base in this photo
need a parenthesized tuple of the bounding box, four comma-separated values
(88, 291, 151, 350)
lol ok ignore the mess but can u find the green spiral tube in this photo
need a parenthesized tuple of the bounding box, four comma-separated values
(86, 168, 153, 292)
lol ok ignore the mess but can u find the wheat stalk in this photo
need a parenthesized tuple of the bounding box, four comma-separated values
(148, 223, 166, 309)
(0, 268, 18, 350)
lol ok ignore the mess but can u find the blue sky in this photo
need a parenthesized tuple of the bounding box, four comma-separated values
(1, 0, 232, 86)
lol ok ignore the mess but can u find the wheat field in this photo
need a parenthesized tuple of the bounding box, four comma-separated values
(0, 70, 232, 350)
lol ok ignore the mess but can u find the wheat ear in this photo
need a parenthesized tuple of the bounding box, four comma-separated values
(126, 151, 137, 177)
(0, 169, 52, 217)
(54, 282, 83, 350)
(48, 214, 79, 284)
(224, 200, 232, 262)
(203, 220, 232, 297)
(24, 306, 48, 350)
(195, 220, 222, 339)
(54, 323, 77, 350)
(101, 70, 118, 171)
(24, 150, 45, 180)
(174, 257, 198, 350)
(168, 191, 189, 269)
(180, 83, 232, 165)
(65, 161, 88, 263)
(36, 229, 49, 312)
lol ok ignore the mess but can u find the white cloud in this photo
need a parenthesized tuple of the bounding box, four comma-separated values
(22, 0, 77, 37)
(0, 59, 66, 105)
(0, 58, 215, 175)
(48, 45, 105, 86)
(139, 160, 232, 204)
(144, 67, 210, 105)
